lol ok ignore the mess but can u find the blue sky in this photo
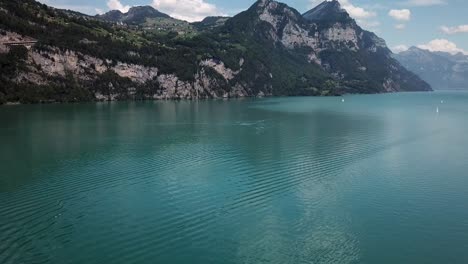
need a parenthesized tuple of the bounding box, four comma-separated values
(39, 0, 468, 54)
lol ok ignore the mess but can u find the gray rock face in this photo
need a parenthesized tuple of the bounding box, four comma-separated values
(113, 62, 158, 83)
(254, 0, 376, 53)
(21, 45, 254, 100)
(153, 70, 250, 100)
(29, 48, 159, 83)
(200, 59, 240, 80)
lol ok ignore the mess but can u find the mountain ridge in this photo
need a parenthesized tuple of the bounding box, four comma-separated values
(395, 46, 468, 90)
(229, 0, 430, 93)
(97, 6, 172, 24)
(0, 0, 431, 104)
(303, 0, 353, 24)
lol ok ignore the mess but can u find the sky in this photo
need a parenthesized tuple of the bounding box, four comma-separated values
(38, 0, 468, 54)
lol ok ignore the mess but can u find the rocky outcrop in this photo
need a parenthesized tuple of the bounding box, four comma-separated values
(153, 70, 250, 100)
(113, 62, 158, 83)
(30, 48, 104, 80)
(29, 48, 160, 83)
(253, 1, 360, 53)
(200, 59, 240, 80)
(322, 24, 359, 50)
(11, 40, 254, 101)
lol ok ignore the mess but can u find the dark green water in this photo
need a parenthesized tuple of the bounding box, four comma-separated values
(1, 92, 468, 263)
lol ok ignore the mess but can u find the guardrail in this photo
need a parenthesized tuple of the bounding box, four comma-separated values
(0, 41, 38, 47)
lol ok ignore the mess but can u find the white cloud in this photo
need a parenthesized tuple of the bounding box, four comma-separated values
(95, 8, 104, 15)
(392, 44, 409, 53)
(151, 0, 223, 22)
(340, 0, 379, 31)
(388, 9, 411, 21)
(340, 0, 376, 19)
(402, 0, 446, 6)
(395, 24, 406, 30)
(107, 0, 131, 13)
(359, 20, 381, 28)
(417, 39, 468, 55)
(441, 25, 468, 35)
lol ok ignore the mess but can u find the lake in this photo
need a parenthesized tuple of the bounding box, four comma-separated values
(1, 92, 468, 263)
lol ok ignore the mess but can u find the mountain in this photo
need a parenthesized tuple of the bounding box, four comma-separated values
(303, 0, 430, 93)
(394, 47, 468, 90)
(223, 0, 430, 93)
(303, 0, 352, 23)
(97, 6, 171, 24)
(97, 10, 125, 22)
(192, 17, 230, 31)
(0, 0, 430, 104)
(96, 6, 197, 34)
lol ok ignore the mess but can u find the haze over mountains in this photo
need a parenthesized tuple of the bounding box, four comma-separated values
(0, 0, 431, 104)
(395, 47, 468, 90)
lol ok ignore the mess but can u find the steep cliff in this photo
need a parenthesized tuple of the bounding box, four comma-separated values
(232, 0, 431, 93)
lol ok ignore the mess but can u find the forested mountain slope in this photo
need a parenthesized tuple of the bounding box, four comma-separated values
(0, 0, 431, 104)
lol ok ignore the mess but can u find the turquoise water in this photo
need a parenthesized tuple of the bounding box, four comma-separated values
(1, 92, 468, 263)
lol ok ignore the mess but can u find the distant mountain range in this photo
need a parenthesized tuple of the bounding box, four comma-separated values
(0, 0, 431, 104)
(394, 47, 468, 90)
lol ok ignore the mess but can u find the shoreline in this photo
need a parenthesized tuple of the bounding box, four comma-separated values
(0, 93, 343, 106)
(10, 90, 468, 107)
